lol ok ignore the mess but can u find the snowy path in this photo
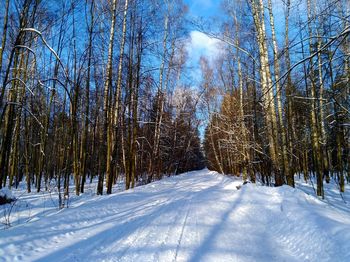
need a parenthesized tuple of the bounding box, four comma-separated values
(1, 169, 350, 262)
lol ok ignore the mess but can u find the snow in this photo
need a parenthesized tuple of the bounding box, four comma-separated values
(1, 169, 350, 262)
(0, 188, 14, 200)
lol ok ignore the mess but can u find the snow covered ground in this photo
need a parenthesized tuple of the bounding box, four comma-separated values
(1, 169, 350, 262)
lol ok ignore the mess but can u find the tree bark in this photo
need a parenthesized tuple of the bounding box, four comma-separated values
(107, 0, 129, 194)
(0, 0, 10, 77)
(99, 0, 118, 195)
(267, 0, 292, 186)
(307, 0, 324, 198)
(250, 0, 281, 185)
(149, 5, 169, 181)
(80, 0, 94, 193)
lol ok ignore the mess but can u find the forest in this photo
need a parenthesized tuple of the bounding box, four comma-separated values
(1, 1, 350, 261)
(0, 0, 349, 203)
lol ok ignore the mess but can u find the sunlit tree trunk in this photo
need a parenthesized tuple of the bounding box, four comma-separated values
(209, 120, 224, 174)
(284, 0, 297, 185)
(307, 0, 323, 198)
(71, 4, 81, 196)
(107, 0, 129, 194)
(131, 22, 142, 188)
(233, 13, 249, 181)
(267, 0, 291, 186)
(99, 0, 118, 195)
(250, 0, 282, 185)
(9, 52, 26, 188)
(80, 0, 94, 193)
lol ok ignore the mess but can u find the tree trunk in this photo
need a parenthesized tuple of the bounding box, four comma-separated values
(316, 31, 330, 183)
(99, 0, 118, 195)
(107, 0, 129, 194)
(250, 0, 281, 185)
(0, 0, 10, 77)
(284, 0, 297, 186)
(80, 0, 94, 193)
(149, 7, 169, 181)
(307, 0, 323, 198)
(267, 0, 292, 186)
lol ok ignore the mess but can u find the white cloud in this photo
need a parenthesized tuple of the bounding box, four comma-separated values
(186, 31, 224, 65)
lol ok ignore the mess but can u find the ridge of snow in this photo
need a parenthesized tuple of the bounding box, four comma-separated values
(0, 188, 14, 199)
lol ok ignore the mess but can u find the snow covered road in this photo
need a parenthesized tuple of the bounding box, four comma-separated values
(1, 169, 350, 262)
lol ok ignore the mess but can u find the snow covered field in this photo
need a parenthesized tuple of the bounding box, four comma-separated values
(1, 169, 350, 262)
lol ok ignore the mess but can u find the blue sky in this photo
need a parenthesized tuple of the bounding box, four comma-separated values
(183, 0, 223, 84)
(178, 0, 293, 140)
(183, 0, 288, 82)
(181, 0, 224, 138)
(182, 0, 288, 138)
(184, 0, 220, 18)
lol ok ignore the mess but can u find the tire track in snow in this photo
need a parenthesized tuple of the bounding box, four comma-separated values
(115, 198, 174, 260)
(116, 174, 224, 261)
(173, 195, 192, 262)
(115, 180, 197, 261)
(153, 195, 192, 262)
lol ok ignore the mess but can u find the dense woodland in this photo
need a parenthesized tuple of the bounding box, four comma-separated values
(0, 0, 349, 204)
(203, 0, 349, 198)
